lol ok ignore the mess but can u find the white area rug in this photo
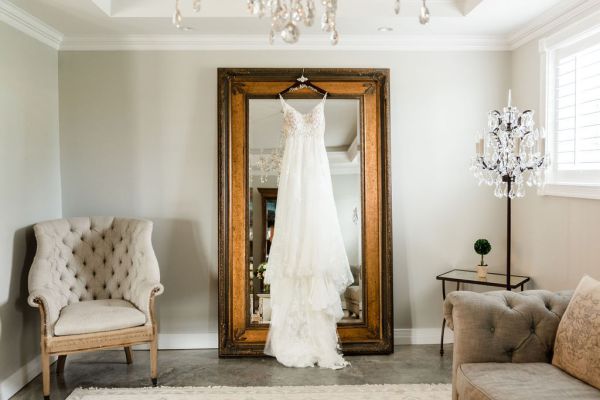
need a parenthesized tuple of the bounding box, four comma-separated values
(67, 384, 452, 400)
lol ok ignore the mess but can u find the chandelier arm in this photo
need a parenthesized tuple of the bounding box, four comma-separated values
(481, 160, 499, 171)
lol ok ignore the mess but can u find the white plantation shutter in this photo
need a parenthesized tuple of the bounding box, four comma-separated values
(554, 43, 600, 170)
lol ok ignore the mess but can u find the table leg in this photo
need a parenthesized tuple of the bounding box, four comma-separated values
(440, 318, 446, 356)
(440, 280, 447, 356)
(442, 280, 447, 300)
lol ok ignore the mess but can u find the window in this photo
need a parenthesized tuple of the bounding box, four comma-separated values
(541, 24, 600, 199)
(555, 43, 600, 170)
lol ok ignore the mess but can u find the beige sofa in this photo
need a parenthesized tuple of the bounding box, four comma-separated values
(444, 290, 600, 400)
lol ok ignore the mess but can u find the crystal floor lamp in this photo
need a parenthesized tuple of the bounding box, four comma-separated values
(471, 90, 548, 290)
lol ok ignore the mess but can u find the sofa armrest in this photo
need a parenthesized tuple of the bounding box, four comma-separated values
(444, 290, 572, 400)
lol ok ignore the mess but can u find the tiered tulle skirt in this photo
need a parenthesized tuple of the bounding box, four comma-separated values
(264, 130, 354, 369)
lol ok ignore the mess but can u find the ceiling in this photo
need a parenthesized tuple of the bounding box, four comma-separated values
(2, 0, 598, 50)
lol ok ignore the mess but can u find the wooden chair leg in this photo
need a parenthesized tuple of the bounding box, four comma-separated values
(150, 339, 158, 387)
(42, 351, 50, 400)
(56, 355, 67, 375)
(124, 346, 133, 364)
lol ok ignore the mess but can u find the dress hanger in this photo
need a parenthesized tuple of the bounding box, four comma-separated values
(278, 69, 328, 97)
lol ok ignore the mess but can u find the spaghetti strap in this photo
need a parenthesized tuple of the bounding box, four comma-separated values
(280, 93, 327, 115)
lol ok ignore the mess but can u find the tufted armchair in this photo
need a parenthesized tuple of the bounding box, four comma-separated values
(28, 217, 164, 399)
(444, 290, 600, 400)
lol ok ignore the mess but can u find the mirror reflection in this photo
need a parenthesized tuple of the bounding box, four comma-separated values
(248, 98, 363, 325)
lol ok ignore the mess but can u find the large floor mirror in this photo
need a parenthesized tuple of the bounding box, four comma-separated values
(218, 68, 392, 356)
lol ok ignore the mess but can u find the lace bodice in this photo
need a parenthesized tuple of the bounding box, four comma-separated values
(280, 94, 327, 139)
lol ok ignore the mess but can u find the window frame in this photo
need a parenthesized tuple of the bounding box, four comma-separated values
(539, 15, 600, 200)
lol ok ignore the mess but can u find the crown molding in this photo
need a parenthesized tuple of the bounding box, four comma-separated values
(0, 0, 63, 49)
(59, 33, 509, 51)
(507, 0, 600, 50)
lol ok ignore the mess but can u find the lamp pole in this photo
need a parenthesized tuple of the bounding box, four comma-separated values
(505, 177, 512, 291)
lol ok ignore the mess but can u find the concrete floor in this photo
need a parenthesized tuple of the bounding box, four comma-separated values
(11, 345, 453, 400)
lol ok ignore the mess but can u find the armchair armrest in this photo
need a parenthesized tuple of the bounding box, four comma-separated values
(129, 280, 164, 323)
(28, 288, 69, 336)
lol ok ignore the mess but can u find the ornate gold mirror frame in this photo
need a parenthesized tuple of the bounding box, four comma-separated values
(218, 68, 393, 356)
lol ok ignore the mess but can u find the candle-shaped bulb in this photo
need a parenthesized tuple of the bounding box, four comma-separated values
(475, 133, 483, 156)
(540, 137, 546, 155)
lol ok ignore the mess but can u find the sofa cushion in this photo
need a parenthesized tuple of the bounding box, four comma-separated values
(456, 363, 600, 400)
(344, 286, 361, 302)
(54, 299, 146, 336)
(553, 275, 600, 390)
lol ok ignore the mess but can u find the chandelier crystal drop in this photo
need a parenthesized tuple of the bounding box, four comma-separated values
(471, 90, 549, 199)
(419, 0, 430, 25)
(173, 0, 184, 29)
(192, 0, 202, 12)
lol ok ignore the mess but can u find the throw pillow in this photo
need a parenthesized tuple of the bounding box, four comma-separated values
(552, 275, 600, 389)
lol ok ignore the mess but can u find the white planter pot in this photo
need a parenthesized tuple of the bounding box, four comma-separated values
(476, 265, 488, 278)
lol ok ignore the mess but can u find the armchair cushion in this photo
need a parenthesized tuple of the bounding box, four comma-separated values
(54, 299, 146, 336)
(457, 363, 600, 400)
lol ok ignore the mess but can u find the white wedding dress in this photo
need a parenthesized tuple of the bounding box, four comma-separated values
(264, 94, 354, 369)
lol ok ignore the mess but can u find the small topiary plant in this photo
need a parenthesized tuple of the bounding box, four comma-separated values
(474, 239, 491, 266)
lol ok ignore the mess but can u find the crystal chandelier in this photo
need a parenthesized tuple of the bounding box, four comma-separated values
(253, 149, 283, 184)
(471, 90, 549, 291)
(173, 0, 432, 45)
(471, 90, 548, 199)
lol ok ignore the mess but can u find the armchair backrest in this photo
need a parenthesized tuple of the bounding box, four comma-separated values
(29, 217, 160, 308)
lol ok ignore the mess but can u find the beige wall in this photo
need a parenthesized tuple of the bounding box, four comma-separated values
(58, 50, 510, 335)
(0, 22, 61, 391)
(511, 40, 600, 289)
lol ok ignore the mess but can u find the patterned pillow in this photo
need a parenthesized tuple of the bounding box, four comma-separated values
(552, 275, 600, 389)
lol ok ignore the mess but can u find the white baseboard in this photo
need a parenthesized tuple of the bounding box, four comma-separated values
(0, 356, 56, 400)
(158, 333, 218, 349)
(394, 328, 454, 345)
(147, 329, 451, 350)
(129, 333, 218, 351)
